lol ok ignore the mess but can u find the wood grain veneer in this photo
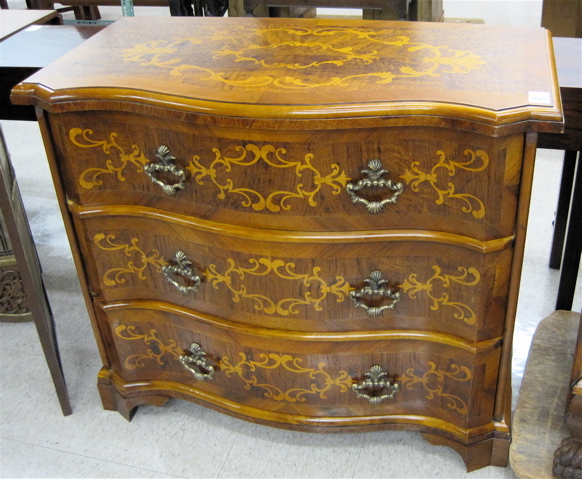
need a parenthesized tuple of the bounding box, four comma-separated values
(12, 17, 563, 472)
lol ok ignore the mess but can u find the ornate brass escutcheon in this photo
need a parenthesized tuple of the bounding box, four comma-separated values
(352, 365, 399, 404)
(345, 159, 404, 213)
(350, 270, 401, 317)
(144, 145, 187, 195)
(179, 343, 215, 381)
(162, 251, 201, 295)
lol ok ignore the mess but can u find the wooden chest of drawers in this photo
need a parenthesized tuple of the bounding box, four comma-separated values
(12, 17, 563, 471)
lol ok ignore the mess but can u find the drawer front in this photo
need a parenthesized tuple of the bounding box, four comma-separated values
(73, 211, 511, 342)
(97, 301, 501, 432)
(51, 111, 524, 241)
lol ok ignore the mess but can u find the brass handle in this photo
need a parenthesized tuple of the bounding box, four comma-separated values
(179, 343, 215, 381)
(144, 146, 186, 196)
(162, 251, 201, 295)
(350, 271, 401, 317)
(352, 365, 399, 405)
(345, 159, 403, 213)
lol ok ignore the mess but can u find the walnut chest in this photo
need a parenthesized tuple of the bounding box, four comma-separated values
(11, 17, 563, 471)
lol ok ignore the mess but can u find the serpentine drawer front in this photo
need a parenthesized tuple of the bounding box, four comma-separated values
(11, 17, 563, 472)
(71, 209, 511, 342)
(50, 112, 524, 240)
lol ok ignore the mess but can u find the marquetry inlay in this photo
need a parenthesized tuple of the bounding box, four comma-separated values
(121, 26, 485, 90)
(114, 324, 472, 410)
(70, 128, 149, 189)
(220, 352, 353, 403)
(400, 149, 489, 218)
(186, 144, 350, 212)
(205, 257, 351, 316)
(399, 265, 480, 325)
(399, 361, 472, 414)
(94, 234, 167, 286)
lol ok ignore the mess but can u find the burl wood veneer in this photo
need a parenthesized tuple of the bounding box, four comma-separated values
(11, 17, 563, 471)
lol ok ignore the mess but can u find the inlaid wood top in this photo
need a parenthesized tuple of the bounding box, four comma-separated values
(11, 17, 563, 133)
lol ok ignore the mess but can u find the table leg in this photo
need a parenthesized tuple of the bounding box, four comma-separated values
(556, 150, 582, 311)
(550, 150, 578, 270)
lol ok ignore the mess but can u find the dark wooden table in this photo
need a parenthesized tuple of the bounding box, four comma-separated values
(0, 24, 105, 121)
(538, 37, 582, 311)
(0, 9, 61, 41)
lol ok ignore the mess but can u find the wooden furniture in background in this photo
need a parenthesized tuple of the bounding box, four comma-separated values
(509, 311, 581, 478)
(0, 125, 72, 415)
(537, 37, 582, 311)
(554, 313, 582, 478)
(0, 9, 61, 41)
(542, 0, 582, 38)
(12, 17, 563, 471)
(0, 25, 105, 121)
(230, 0, 442, 20)
(238, 0, 407, 19)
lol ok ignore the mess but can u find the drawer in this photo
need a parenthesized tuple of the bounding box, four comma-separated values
(96, 300, 502, 433)
(72, 208, 512, 342)
(50, 111, 524, 241)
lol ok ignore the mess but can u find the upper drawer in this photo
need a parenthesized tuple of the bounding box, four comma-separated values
(50, 111, 524, 241)
(72, 207, 512, 343)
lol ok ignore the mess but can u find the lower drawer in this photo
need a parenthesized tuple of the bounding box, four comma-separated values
(96, 300, 502, 434)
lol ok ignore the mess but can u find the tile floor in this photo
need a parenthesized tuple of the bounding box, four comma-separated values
(1, 1, 581, 477)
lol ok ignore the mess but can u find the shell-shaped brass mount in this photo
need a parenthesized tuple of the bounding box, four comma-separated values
(352, 365, 399, 405)
(345, 159, 404, 213)
(144, 145, 187, 196)
(179, 343, 215, 381)
(162, 251, 201, 295)
(349, 270, 401, 317)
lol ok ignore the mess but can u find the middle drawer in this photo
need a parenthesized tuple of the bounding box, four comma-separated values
(72, 207, 511, 342)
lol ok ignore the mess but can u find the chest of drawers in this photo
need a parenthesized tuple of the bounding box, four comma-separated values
(11, 17, 563, 472)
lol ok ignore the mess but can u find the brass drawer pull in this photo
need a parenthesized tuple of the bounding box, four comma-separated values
(179, 343, 215, 381)
(352, 365, 399, 404)
(350, 270, 401, 317)
(162, 251, 201, 295)
(345, 159, 403, 213)
(144, 146, 186, 196)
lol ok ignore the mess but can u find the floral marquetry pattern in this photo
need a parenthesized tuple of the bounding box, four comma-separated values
(399, 361, 472, 414)
(122, 26, 485, 90)
(399, 265, 480, 325)
(220, 352, 353, 403)
(94, 234, 168, 286)
(186, 144, 350, 212)
(205, 257, 352, 316)
(69, 129, 149, 189)
(400, 149, 490, 218)
(114, 325, 183, 370)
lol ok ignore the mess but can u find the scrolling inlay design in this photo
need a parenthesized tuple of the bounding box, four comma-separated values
(220, 353, 353, 403)
(69, 129, 149, 189)
(205, 257, 351, 316)
(186, 144, 350, 212)
(113, 326, 473, 410)
(399, 361, 472, 414)
(115, 325, 183, 370)
(399, 265, 480, 325)
(122, 26, 484, 89)
(94, 234, 167, 286)
(95, 235, 350, 316)
(400, 149, 489, 218)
